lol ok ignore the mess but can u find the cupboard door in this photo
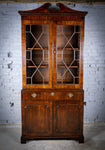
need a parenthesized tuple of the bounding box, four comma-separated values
(53, 21, 84, 89)
(24, 101, 52, 136)
(54, 100, 83, 135)
(22, 20, 53, 89)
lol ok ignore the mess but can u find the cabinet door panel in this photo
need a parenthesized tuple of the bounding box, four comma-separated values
(22, 20, 53, 89)
(24, 101, 52, 136)
(53, 21, 84, 89)
(54, 101, 83, 135)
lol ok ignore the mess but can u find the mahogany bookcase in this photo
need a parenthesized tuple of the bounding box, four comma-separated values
(19, 3, 87, 143)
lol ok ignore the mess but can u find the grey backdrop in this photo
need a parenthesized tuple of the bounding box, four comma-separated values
(0, 3, 105, 124)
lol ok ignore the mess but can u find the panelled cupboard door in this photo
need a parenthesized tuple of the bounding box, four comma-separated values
(24, 101, 52, 136)
(53, 21, 84, 89)
(53, 100, 83, 135)
(22, 20, 53, 89)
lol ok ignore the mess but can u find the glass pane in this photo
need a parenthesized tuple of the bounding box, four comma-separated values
(25, 24, 49, 85)
(56, 25, 80, 84)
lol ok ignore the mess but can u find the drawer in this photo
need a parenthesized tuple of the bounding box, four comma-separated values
(22, 90, 83, 101)
(22, 90, 48, 100)
(63, 91, 83, 100)
(49, 91, 83, 100)
(40, 91, 83, 100)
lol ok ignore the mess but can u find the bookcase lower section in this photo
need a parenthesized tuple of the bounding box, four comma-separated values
(21, 89, 84, 144)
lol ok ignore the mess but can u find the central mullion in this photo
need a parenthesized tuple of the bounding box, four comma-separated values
(48, 21, 53, 88)
(53, 21, 57, 88)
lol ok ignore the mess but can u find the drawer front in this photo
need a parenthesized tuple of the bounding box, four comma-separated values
(22, 91, 48, 100)
(63, 91, 83, 100)
(46, 91, 83, 100)
(22, 90, 83, 101)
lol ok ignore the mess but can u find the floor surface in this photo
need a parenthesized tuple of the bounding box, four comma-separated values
(0, 123, 105, 150)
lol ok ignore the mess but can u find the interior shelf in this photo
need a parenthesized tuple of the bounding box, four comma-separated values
(27, 48, 79, 51)
(27, 65, 78, 69)
(57, 65, 79, 68)
(57, 48, 79, 51)
(27, 48, 48, 50)
(27, 65, 48, 68)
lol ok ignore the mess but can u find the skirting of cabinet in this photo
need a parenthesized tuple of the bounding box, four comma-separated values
(21, 135, 84, 144)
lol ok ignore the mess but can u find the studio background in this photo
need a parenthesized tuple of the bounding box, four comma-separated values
(0, 2, 105, 124)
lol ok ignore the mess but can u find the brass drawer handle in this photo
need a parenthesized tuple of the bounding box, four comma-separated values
(68, 93, 74, 98)
(31, 93, 37, 98)
(51, 92, 55, 96)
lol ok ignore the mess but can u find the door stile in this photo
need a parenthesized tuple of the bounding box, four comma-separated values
(49, 21, 53, 89)
(53, 21, 57, 88)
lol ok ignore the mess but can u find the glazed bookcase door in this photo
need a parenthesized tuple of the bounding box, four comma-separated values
(53, 21, 84, 89)
(22, 20, 53, 89)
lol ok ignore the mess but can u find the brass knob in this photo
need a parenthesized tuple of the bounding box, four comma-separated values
(31, 93, 37, 98)
(68, 93, 74, 98)
(51, 92, 55, 96)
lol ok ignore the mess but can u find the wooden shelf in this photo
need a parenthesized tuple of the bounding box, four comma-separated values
(27, 65, 78, 69)
(27, 48, 79, 51)
(57, 65, 79, 68)
(27, 65, 48, 68)
(27, 48, 48, 50)
(57, 48, 79, 51)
